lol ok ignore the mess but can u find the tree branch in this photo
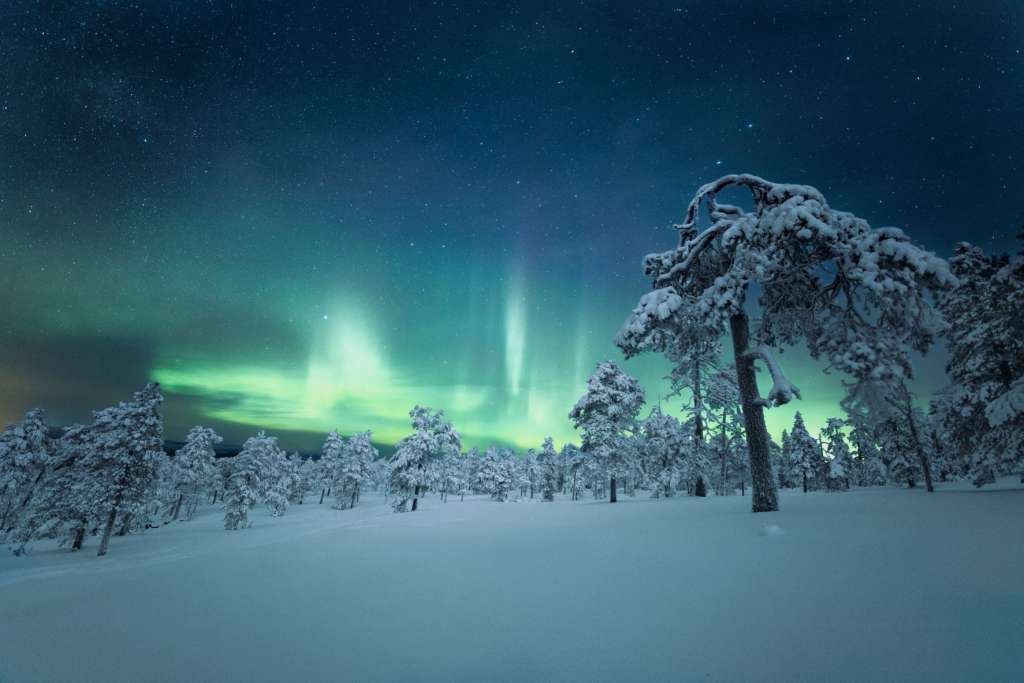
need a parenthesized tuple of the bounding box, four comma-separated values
(743, 344, 802, 407)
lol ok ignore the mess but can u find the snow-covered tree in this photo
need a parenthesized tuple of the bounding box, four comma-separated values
(537, 437, 559, 502)
(561, 443, 586, 501)
(625, 174, 953, 511)
(263, 442, 295, 517)
(776, 430, 797, 489)
(477, 446, 516, 502)
(939, 241, 1024, 485)
(9, 423, 95, 553)
(334, 431, 377, 509)
(705, 366, 746, 496)
(224, 431, 279, 529)
(287, 452, 307, 504)
(569, 360, 645, 503)
(79, 383, 165, 556)
(847, 421, 885, 487)
(789, 412, 821, 493)
(389, 406, 461, 512)
(843, 376, 935, 491)
(617, 288, 717, 499)
(640, 408, 686, 498)
(168, 426, 222, 521)
(318, 430, 345, 504)
(0, 409, 52, 535)
(821, 418, 853, 490)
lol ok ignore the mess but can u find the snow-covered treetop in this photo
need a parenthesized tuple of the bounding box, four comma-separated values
(391, 406, 462, 470)
(88, 382, 164, 463)
(640, 174, 955, 382)
(569, 361, 645, 453)
(0, 408, 51, 470)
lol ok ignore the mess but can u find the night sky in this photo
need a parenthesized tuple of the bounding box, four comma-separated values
(1, 1, 1021, 451)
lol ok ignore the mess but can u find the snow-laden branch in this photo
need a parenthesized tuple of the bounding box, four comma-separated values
(678, 173, 775, 231)
(744, 344, 801, 407)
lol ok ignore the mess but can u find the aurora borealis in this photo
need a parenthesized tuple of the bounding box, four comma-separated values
(1, 2, 1021, 452)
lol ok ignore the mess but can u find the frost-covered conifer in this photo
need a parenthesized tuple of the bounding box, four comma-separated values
(569, 361, 645, 503)
(641, 408, 685, 498)
(537, 437, 559, 502)
(287, 452, 307, 504)
(561, 443, 586, 501)
(624, 174, 953, 511)
(334, 431, 377, 509)
(847, 422, 885, 487)
(0, 409, 52, 535)
(939, 241, 1024, 485)
(9, 423, 96, 553)
(83, 383, 165, 556)
(263, 442, 294, 517)
(821, 418, 853, 490)
(319, 430, 346, 504)
(169, 426, 222, 521)
(789, 412, 821, 493)
(477, 446, 516, 502)
(776, 430, 797, 489)
(224, 431, 279, 529)
(389, 406, 461, 512)
(617, 293, 716, 499)
(705, 366, 745, 496)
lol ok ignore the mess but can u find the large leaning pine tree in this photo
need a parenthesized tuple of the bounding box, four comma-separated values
(625, 174, 953, 511)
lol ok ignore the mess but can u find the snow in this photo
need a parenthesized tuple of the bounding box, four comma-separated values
(2, 483, 1022, 682)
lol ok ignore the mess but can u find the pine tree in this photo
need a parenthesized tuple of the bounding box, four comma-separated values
(263, 442, 293, 517)
(389, 406, 461, 512)
(561, 443, 586, 501)
(169, 426, 222, 521)
(537, 437, 560, 502)
(624, 174, 953, 511)
(223, 431, 279, 529)
(82, 383, 165, 556)
(939, 241, 1024, 485)
(9, 423, 95, 553)
(319, 430, 346, 504)
(641, 408, 685, 498)
(821, 418, 853, 490)
(0, 408, 52, 535)
(288, 452, 307, 504)
(789, 412, 820, 493)
(334, 431, 377, 509)
(477, 446, 516, 502)
(569, 361, 645, 503)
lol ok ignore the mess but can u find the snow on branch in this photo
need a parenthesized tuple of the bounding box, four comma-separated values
(744, 344, 801, 407)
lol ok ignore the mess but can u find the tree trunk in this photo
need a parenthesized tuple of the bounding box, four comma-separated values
(720, 411, 728, 496)
(729, 312, 779, 513)
(97, 501, 120, 557)
(71, 525, 86, 551)
(412, 485, 420, 511)
(609, 477, 617, 503)
(691, 363, 707, 498)
(803, 473, 808, 493)
(171, 493, 184, 521)
(906, 410, 935, 493)
(117, 513, 133, 536)
(319, 488, 326, 504)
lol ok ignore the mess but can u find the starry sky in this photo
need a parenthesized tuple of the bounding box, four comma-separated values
(1, 1, 1021, 452)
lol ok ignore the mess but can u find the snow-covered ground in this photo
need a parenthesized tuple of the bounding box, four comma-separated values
(2, 482, 1022, 682)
